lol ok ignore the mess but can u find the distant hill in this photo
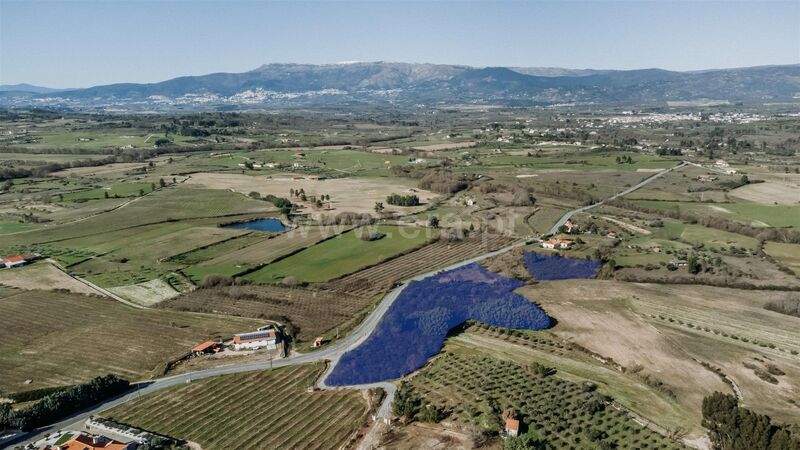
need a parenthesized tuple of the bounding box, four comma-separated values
(2, 62, 799, 110)
(0, 83, 67, 94)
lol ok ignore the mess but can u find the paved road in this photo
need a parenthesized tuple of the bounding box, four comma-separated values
(546, 161, 688, 235)
(11, 239, 529, 448)
(10, 162, 688, 448)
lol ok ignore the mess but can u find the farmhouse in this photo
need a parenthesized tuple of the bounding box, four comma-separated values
(2, 255, 27, 268)
(191, 340, 222, 356)
(542, 239, 575, 249)
(564, 219, 578, 233)
(504, 417, 520, 437)
(42, 432, 133, 450)
(233, 328, 280, 351)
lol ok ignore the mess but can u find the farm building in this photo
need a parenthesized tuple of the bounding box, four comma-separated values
(504, 417, 520, 437)
(192, 340, 222, 356)
(41, 432, 133, 450)
(2, 255, 28, 268)
(312, 337, 325, 348)
(541, 239, 575, 249)
(233, 328, 280, 351)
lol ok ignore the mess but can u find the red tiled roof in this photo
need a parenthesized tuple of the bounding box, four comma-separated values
(505, 418, 520, 432)
(192, 341, 218, 353)
(3, 255, 26, 263)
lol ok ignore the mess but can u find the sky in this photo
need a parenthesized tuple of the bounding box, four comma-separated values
(1, 0, 799, 88)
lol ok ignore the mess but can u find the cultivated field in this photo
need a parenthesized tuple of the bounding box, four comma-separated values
(185, 172, 437, 217)
(407, 349, 683, 449)
(165, 234, 517, 340)
(103, 364, 369, 450)
(521, 280, 800, 427)
(0, 288, 261, 392)
(764, 242, 800, 276)
(730, 180, 800, 205)
(246, 225, 433, 284)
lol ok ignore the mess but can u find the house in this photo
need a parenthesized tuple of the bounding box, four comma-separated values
(233, 328, 280, 351)
(606, 231, 618, 239)
(697, 175, 718, 182)
(51, 433, 133, 450)
(410, 158, 427, 165)
(2, 255, 27, 268)
(541, 239, 575, 249)
(564, 219, 578, 233)
(504, 418, 520, 437)
(191, 340, 222, 356)
(312, 337, 325, 348)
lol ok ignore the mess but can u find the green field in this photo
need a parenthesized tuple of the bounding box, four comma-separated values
(246, 225, 433, 283)
(0, 221, 40, 234)
(103, 364, 368, 450)
(476, 151, 677, 172)
(764, 242, 800, 276)
(56, 182, 156, 202)
(633, 200, 800, 228)
(0, 287, 261, 392)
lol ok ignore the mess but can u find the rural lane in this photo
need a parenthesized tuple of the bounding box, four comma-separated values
(547, 161, 688, 235)
(10, 162, 687, 448)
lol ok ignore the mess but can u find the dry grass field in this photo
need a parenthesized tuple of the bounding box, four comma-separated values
(0, 287, 261, 393)
(185, 172, 438, 218)
(521, 280, 800, 428)
(103, 364, 369, 450)
(0, 262, 99, 295)
(730, 179, 800, 205)
(764, 242, 800, 276)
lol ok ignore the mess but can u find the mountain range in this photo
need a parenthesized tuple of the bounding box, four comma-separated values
(2, 62, 799, 110)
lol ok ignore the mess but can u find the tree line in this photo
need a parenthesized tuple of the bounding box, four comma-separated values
(0, 374, 130, 431)
(702, 392, 799, 449)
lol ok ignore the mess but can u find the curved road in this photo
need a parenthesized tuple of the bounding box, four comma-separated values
(10, 161, 687, 448)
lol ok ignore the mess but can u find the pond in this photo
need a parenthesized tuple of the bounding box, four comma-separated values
(223, 218, 288, 233)
(325, 263, 553, 386)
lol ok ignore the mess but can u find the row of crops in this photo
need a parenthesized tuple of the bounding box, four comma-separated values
(408, 353, 684, 449)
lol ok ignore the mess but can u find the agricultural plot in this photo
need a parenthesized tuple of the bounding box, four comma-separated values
(632, 199, 800, 228)
(0, 288, 261, 392)
(326, 264, 552, 385)
(729, 180, 800, 205)
(407, 352, 683, 450)
(764, 242, 800, 276)
(0, 262, 99, 295)
(326, 233, 517, 298)
(184, 226, 345, 281)
(108, 278, 180, 306)
(185, 172, 437, 218)
(55, 182, 156, 202)
(103, 364, 369, 450)
(246, 225, 432, 284)
(522, 280, 800, 428)
(167, 234, 517, 340)
(524, 252, 602, 280)
(162, 284, 368, 340)
(476, 151, 676, 172)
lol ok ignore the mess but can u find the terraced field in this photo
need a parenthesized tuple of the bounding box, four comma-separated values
(0, 287, 261, 392)
(103, 364, 369, 450)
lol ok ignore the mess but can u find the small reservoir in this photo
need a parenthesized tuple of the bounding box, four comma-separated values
(224, 218, 288, 233)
